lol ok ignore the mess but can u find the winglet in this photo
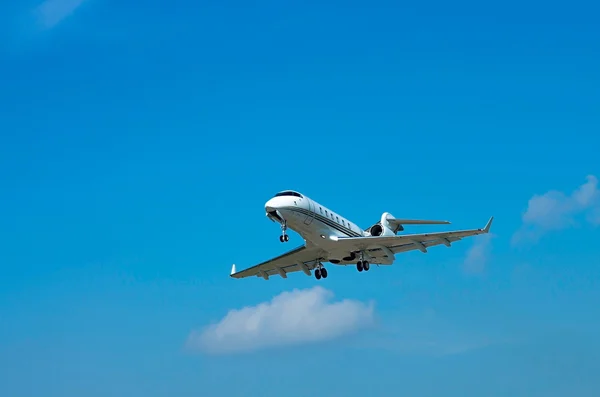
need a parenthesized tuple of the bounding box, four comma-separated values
(230, 264, 237, 276)
(483, 216, 494, 233)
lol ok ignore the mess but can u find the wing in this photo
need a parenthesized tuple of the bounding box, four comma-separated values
(230, 243, 324, 280)
(336, 216, 493, 258)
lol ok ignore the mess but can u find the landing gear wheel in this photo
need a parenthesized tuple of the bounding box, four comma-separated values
(284, 234, 289, 242)
(363, 261, 370, 271)
(357, 261, 363, 272)
(315, 268, 322, 280)
(321, 268, 328, 278)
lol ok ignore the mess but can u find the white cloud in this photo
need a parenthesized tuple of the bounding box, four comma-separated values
(512, 175, 600, 244)
(34, 0, 88, 29)
(463, 233, 493, 274)
(186, 286, 375, 354)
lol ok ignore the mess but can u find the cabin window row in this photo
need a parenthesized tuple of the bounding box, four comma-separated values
(318, 206, 353, 231)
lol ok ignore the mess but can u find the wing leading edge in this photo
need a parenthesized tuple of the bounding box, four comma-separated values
(230, 244, 324, 280)
(333, 216, 494, 254)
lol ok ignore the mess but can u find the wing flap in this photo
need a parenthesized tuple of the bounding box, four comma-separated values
(389, 235, 463, 253)
(230, 244, 324, 280)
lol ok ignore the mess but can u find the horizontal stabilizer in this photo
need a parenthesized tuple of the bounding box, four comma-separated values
(387, 218, 451, 232)
(389, 219, 451, 226)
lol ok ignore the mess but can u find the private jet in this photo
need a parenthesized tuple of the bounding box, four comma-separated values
(230, 190, 493, 281)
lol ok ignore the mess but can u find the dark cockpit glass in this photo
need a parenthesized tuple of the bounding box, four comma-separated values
(274, 191, 303, 198)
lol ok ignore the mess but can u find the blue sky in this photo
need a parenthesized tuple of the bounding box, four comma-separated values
(1, 0, 599, 396)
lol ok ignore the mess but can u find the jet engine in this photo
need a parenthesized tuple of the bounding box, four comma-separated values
(367, 212, 399, 236)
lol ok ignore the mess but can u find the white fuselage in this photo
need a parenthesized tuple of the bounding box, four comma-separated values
(264, 190, 373, 265)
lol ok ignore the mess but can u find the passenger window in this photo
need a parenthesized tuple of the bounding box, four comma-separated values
(325, 210, 328, 216)
(320, 207, 323, 214)
(336, 216, 339, 223)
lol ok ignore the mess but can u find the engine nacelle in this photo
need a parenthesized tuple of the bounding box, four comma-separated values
(368, 212, 398, 236)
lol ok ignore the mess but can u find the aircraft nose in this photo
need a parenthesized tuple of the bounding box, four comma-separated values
(265, 198, 277, 212)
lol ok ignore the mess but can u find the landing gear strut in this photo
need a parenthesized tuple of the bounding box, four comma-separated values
(279, 220, 289, 242)
(314, 262, 328, 280)
(357, 252, 370, 272)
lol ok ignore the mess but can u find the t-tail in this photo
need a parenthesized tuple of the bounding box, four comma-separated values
(366, 212, 451, 236)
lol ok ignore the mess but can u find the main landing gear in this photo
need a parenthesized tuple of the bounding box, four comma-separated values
(357, 260, 370, 272)
(314, 263, 328, 280)
(279, 220, 289, 242)
(356, 252, 370, 272)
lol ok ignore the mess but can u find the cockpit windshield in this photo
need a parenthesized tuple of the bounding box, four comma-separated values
(274, 190, 303, 198)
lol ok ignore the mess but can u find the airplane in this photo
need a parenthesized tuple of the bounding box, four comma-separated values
(230, 190, 493, 281)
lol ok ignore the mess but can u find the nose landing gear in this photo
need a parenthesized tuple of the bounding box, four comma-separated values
(279, 220, 289, 242)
